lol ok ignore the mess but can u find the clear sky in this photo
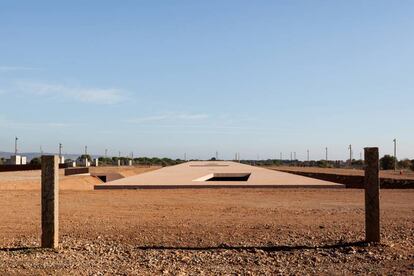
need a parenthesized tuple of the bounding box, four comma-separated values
(0, 1, 413, 160)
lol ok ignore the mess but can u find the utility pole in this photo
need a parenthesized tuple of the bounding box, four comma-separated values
(184, 152, 187, 161)
(307, 149, 310, 162)
(280, 152, 282, 160)
(105, 149, 108, 158)
(118, 151, 121, 158)
(294, 152, 296, 160)
(325, 147, 328, 161)
(14, 136, 18, 155)
(85, 145, 88, 155)
(290, 152, 292, 161)
(215, 151, 218, 160)
(349, 144, 353, 166)
(393, 138, 397, 171)
(59, 143, 62, 158)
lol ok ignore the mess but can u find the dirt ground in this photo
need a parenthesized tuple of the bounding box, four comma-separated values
(0, 188, 413, 275)
(268, 166, 414, 180)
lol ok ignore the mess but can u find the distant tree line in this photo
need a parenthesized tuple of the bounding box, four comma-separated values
(243, 159, 356, 168)
(2, 154, 414, 171)
(98, 156, 185, 167)
(379, 155, 414, 170)
(249, 156, 414, 171)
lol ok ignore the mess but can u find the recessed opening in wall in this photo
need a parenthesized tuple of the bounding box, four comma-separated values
(96, 175, 107, 182)
(206, 173, 251, 182)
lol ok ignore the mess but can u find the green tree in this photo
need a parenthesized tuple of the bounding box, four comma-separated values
(77, 154, 92, 162)
(30, 157, 41, 165)
(351, 159, 364, 166)
(398, 159, 412, 169)
(316, 160, 331, 168)
(98, 157, 112, 165)
(380, 155, 396, 170)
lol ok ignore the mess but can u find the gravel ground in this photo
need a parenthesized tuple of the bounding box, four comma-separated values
(0, 189, 413, 275)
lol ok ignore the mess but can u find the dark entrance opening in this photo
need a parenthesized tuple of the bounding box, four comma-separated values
(206, 173, 251, 182)
(97, 175, 107, 182)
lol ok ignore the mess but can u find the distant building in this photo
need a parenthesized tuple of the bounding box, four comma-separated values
(6, 155, 27, 165)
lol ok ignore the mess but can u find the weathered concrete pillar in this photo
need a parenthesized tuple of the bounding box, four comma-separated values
(84, 158, 90, 167)
(364, 147, 380, 243)
(117, 159, 121, 166)
(41, 155, 59, 249)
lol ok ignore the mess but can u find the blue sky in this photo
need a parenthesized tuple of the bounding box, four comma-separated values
(0, 1, 413, 160)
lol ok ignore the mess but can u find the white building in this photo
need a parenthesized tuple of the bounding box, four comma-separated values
(7, 155, 27, 165)
(59, 156, 65, 164)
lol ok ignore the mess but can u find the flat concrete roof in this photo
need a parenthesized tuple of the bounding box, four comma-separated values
(94, 161, 345, 189)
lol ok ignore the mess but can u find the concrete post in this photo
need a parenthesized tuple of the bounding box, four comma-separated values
(364, 147, 380, 243)
(117, 159, 121, 166)
(83, 158, 90, 167)
(41, 155, 59, 248)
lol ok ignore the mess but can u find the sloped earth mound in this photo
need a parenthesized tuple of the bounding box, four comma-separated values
(0, 166, 161, 190)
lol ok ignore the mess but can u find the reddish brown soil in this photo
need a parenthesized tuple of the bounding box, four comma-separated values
(0, 189, 413, 275)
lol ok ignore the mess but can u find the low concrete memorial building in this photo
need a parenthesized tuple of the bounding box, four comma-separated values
(95, 161, 344, 189)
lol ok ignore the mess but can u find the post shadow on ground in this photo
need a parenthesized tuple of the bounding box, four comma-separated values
(0, 247, 41, 252)
(0, 241, 377, 253)
(134, 241, 374, 252)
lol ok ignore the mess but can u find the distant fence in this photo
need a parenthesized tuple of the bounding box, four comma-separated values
(277, 170, 414, 189)
(0, 163, 68, 172)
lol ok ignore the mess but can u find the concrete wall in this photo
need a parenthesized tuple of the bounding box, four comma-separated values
(277, 170, 414, 189)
